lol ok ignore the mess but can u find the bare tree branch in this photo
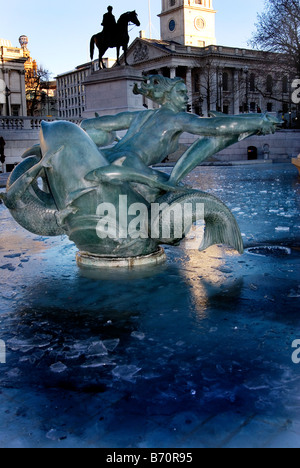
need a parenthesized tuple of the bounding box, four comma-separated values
(249, 0, 300, 75)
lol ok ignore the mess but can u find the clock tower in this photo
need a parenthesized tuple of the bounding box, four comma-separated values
(159, 0, 217, 47)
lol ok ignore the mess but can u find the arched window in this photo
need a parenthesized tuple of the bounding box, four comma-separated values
(266, 75, 273, 94)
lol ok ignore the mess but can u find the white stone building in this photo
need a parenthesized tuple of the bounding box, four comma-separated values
(80, 0, 299, 162)
(116, 0, 294, 119)
(0, 39, 27, 116)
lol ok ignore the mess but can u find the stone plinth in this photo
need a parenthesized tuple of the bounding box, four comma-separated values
(83, 66, 145, 118)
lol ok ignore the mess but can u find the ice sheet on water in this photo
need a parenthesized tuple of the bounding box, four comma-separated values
(81, 356, 116, 368)
(1, 291, 17, 300)
(87, 341, 108, 357)
(50, 362, 68, 373)
(102, 339, 120, 352)
(112, 365, 141, 382)
(288, 287, 300, 298)
(131, 331, 145, 341)
(231, 207, 242, 212)
(7, 338, 34, 353)
(46, 429, 68, 441)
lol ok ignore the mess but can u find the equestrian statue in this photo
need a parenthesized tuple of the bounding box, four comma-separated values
(90, 7, 140, 69)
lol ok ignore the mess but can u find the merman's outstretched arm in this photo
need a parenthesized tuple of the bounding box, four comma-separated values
(178, 112, 280, 138)
(80, 111, 143, 147)
(169, 113, 281, 184)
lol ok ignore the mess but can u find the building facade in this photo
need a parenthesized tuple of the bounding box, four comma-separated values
(56, 58, 115, 119)
(0, 38, 27, 116)
(81, 0, 298, 161)
(114, 0, 296, 123)
(120, 38, 294, 119)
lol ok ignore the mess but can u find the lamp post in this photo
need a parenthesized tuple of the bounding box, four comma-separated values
(4, 86, 11, 116)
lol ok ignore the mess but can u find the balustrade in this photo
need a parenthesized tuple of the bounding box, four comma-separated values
(0, 116, 82, 130)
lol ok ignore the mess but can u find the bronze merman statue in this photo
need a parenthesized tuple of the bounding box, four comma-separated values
(0, 75, 281, 267)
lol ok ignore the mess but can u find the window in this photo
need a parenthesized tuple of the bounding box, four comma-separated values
(267, 102, 273, 112)
(169, 20, 176, 32)
(170, 0, 176, 6)
(250, 73, 256, 92)
(266, 75, 273, 94)
(194, 73, 200, 93)
(282, 76, 288, 94)
(282, 102, 289, 113)
(11, 105, 20, 116)
(250, 102, 256, 112)
(223, 72, 229, 92)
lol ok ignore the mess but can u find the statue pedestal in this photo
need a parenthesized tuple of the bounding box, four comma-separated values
(83, 66, 145, 118)
(76, 247, 167, 269)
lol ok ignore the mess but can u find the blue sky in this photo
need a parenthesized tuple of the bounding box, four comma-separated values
(1, 0, 265, 77)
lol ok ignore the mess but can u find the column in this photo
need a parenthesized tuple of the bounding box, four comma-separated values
(186, 67, 193, 112)
(210, 68, 217, 112)
(170, 67, 177, 79)
(233, 69, 240, 114)
(20, 70, 27, 116)
(217, 68, 223, 112)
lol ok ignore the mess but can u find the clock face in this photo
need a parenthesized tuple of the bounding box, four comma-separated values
(169, 19, 176, 32)
(195, 17, 205, 31)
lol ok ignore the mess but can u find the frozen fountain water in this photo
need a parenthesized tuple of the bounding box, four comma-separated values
(0, 163, 299, 448)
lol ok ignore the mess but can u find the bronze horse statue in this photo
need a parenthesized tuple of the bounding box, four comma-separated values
(90, 11, 140, 69)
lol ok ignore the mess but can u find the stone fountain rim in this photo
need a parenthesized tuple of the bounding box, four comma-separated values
(76, 247, 167, 269)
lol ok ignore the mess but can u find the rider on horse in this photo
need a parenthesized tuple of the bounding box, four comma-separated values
(101, 6, 116, 45)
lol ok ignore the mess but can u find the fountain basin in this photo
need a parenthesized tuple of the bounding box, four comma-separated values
(76, 247, 167, 269)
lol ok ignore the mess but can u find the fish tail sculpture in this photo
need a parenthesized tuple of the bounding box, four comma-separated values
(154, 190, 244, 254)
(1, 155, 65, 236)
